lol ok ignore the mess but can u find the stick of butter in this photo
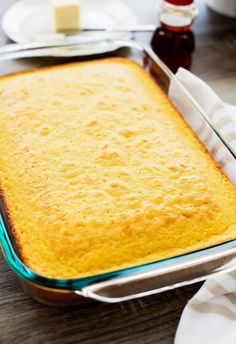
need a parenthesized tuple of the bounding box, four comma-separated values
(51, 0, 80, 32)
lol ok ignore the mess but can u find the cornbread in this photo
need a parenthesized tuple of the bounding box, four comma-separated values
(0, 58, 236, 279)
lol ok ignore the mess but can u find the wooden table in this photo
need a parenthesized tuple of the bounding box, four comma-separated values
(0, 1, 235, 343)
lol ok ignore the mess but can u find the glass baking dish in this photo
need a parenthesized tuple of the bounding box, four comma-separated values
(0, 40, 236, 306)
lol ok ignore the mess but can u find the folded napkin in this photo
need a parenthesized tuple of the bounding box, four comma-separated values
(168, 69, 236, 344)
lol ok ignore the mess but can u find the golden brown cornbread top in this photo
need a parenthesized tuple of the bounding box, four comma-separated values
(0, 58, 235, 279)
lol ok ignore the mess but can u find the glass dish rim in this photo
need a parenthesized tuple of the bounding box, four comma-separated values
(0, 40, 235, 292)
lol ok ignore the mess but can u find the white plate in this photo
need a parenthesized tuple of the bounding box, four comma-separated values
(2, 0, 138, 43)
(204, 0, 236, 18)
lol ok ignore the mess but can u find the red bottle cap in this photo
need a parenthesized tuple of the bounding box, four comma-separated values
(165, 0, 193, 5)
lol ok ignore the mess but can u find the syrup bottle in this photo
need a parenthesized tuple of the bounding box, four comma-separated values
(151, 0, 198, 73)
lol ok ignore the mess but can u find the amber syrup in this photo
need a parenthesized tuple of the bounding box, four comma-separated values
(151, 0, 198, 73)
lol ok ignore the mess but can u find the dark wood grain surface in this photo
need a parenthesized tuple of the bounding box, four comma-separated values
(0, 1, 236, 343)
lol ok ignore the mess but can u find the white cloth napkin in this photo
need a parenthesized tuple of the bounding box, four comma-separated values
(168, 68, 236, 344)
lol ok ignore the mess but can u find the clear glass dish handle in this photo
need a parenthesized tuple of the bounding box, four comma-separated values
(79, 246, 236, 303)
